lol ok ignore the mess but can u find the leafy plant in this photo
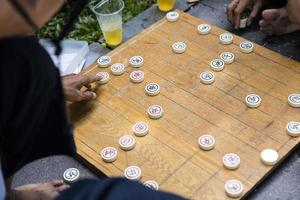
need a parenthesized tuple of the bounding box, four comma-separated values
(36, 0, 156, 44)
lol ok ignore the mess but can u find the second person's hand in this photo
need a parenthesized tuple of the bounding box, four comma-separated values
(227, 0, 263, 29)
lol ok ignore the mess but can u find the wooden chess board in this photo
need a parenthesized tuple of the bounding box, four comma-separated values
(70, 10, 300, 199)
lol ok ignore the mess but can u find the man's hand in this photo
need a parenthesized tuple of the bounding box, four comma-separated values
(62, 74, 101, 102)
(227, 0, 263, 29)
(11, 180, 69, 200)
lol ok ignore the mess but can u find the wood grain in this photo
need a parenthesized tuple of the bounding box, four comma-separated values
(70, 11, 300, 199)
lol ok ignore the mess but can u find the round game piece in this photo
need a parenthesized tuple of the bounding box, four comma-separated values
(245, 94, 261, 108)
(132, 121, 149, 137)
(199, 71, 215, 85)
(144, 180, 159, 191)
(145, 83, 160, 96)
(130, 70, 144, 83)
(288, 93, 300, 108)
(63, 168, 80, 184)
(240, 41, 254, 53)
(119, 135, 136, 151)
(286, 121, 300, 137)
(224, 179, 244, 198)
(220, 52, 235, 64)
(210, 59, 225, 72)
(111, 63, 125, 75)
(166, 11, 179, 22)
(96, 72, 110, 85)
(172, 42, 186, 54)
(197, 24, 211, 35)
(100, 147, 118, 163)
(147, 105, 163, 119)
(97, 55, 111, 68)
(219, 33, 233, 45)
(260, 148, 279, 166)
(130, 56, 144, 68)
(198, 134, 215, 151)
(124, 166, 142, 181)
(223, 153, 240, 170)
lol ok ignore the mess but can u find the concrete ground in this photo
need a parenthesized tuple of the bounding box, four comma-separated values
(12, 1, 300, 200)
(12, 156, 97, 188)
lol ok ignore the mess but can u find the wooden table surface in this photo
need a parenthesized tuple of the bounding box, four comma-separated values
(70, 11, 300, 199)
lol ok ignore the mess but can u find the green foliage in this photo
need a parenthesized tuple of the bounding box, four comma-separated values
(36, 0, 156, 43)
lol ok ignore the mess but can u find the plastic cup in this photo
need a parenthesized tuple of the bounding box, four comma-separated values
(92, 0, 124, 47)
(157, 0, 175, 12)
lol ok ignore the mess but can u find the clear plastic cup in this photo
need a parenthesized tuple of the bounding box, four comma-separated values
(92, 0, 124, 47)
(157, 0, 175, 12)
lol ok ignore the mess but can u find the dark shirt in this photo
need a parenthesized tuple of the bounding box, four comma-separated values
(0, 36, 75, 178)
(57, 178, 184, 200)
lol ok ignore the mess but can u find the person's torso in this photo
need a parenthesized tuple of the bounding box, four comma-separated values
(0, 36, 75, 178)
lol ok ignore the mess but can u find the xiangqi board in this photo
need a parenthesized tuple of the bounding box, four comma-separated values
(70, 10, 300, 199)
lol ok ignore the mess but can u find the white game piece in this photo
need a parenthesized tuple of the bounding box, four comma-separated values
(225, 179, 244, 198)
(260, 148, 279, 166)
(166, 11, 179, 22)
(100, 147, 118, 163)
(145, 83, 160, 96)
(130, 70, 144, 83)
(97, 55, 111, 68)
(144, 180, 159, 191)
(132, 121, 149, 137)
(63, 168, 80, 184)
(220, 52, 235, 64)
(119, 135, 136, 151)
(223, 153, 240, 170)
(240, 18, 248, 29)
(286, 121, 300, 137)
(198, 134, 215, 151)
(199, 72, 215, 85)
(96, 72, 110, 85)
(197, 24, 211, 35)
(245, 94, 261, 108)
(240, 9, 251, 28)
(130, 56, 144, 68)
(288, 93, 300, 108)
(240, 41, 254, 53)
(219, 33, 233, 44)
(172, 42, 186, 54)
(210, 59, 225, 72)
(124, 166, 142, 181)
(147, 105, 163, 119)
(111, 63, 125, 75)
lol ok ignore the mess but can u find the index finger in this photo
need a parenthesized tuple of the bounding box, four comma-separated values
(87, 74, 101, 83)
(78, 75, 101, 88)
(233, 0, 249, 29)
